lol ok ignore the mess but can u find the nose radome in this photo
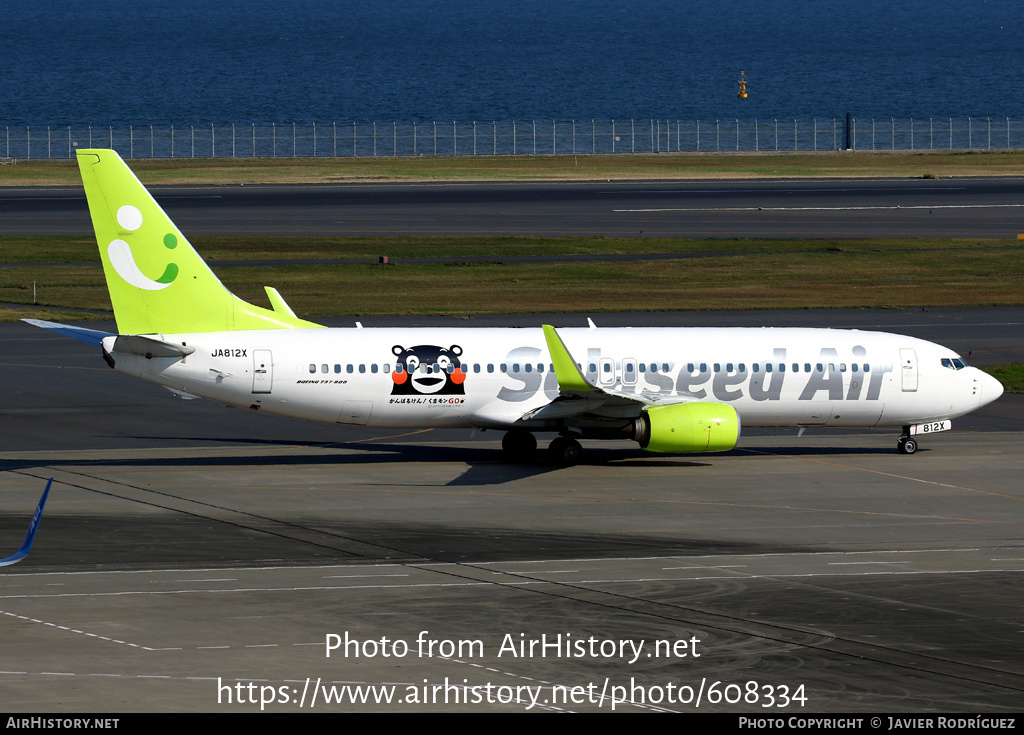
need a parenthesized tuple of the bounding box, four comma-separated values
(979, 370, 1004, 405)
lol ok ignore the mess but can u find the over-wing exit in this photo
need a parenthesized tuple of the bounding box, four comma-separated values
(27, 150, 1003, 464)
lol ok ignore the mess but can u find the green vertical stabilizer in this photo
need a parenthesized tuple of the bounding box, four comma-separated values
(76, 149, 322, 335)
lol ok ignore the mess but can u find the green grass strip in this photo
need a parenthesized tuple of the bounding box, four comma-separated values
(5, 150, 1024, 186)
(3, 237, 1021, 320)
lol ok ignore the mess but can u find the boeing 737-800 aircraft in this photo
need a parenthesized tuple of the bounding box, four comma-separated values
(27, 150, 1003, 463)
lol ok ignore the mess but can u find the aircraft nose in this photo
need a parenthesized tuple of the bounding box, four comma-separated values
(979, 370, 1004, 406)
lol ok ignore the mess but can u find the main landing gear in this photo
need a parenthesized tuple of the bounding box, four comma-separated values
(501, 429, 537, 463)
(897, 426, 918, 455)
(501, 430, 582, 466)
(547, 435, 583, 466)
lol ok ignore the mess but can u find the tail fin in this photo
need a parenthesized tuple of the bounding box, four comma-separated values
(76, 149, 321, 335)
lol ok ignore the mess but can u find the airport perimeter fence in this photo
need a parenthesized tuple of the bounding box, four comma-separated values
(3, 117, 1024, 160)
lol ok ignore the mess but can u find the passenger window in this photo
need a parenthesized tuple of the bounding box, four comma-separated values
(793, 363, 799, 373)
(488, 364, 494, 373)
(384, 364, 390, 373)
(589, 363, 597, 373)
(840, 363, 846, 372)
(700, 363, 707, 372)
(359, 364, 366, 373)
(662, 363, 669, 373)
(851, 364, 858, 372)
(309, 364, 315, 373)
(321, 364, 328, 374)
(752, 363, 760, 373)
(513, 363, 520, 373)
(334, 364, 341, 374)
(804, 363, 811, 373)
(395, 363, 404, 374)
(371, 364, 378, 373)
(500, 364, 507, 373)
(779, 364, 785, 372)
(765, 363, 772, 373)
(726, 363, 733, 372)
(346, 364, 353, 374)
(816, 363, 823, 372)
(863, 364, 870, 372)
(524, 364, 531, 373)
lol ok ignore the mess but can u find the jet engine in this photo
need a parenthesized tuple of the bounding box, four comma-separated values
(633, 402, 740, 453)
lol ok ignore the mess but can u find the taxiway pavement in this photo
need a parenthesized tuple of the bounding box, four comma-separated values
(4, 177, 1024, 238)
(1, 310, 1021, 712)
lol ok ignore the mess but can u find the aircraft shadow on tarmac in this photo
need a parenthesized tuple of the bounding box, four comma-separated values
(0, 436, 913, 488)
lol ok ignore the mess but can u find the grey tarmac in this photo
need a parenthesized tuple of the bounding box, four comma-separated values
(0, 309, 1022, 712)
(5, 177, 1024, 237)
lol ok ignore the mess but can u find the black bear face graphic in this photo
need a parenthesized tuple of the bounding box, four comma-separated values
(391, 344, 466, 395)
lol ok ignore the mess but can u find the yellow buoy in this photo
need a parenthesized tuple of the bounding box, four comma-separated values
(737, 71, 748, 99)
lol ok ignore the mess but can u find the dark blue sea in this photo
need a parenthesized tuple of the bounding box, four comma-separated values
(1, 0, 1021, 126)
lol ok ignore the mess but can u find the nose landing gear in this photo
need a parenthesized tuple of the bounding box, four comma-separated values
(897, 426, 918, 455)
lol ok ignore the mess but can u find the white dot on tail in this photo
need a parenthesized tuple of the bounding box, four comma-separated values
(116, 205, 143, 231)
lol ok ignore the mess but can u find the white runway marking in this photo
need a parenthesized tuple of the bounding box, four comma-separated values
(615, 203, 1024, 213)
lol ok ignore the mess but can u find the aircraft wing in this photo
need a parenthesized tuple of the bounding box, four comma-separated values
(522, 325, 694, 422)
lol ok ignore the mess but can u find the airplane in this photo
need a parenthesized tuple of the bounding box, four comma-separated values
(0, 479, 53, 567)
(26, 149, 1004, 464)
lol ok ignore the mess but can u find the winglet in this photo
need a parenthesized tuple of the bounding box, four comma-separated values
(0, 479, 52, 568)
(542, 325, 596, 392)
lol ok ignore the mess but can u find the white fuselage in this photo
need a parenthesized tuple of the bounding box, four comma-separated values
(103, 326, 1001, 436)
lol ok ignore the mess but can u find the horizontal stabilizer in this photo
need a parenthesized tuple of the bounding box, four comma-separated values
(109, 334, 196, 359)
(0, 478, 52, 568)
(22, 319, 112, 347)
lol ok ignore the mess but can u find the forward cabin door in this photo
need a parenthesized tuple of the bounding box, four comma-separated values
(252, 349, 273, 394)
(899, 348, 918, 392)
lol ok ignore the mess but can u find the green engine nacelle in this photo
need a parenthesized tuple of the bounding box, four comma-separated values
(634, 402, 740, 453)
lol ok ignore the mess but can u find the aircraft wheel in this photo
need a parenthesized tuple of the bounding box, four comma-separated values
(897, 436, 918, 455)
(549, 436, 582, 466)
(502, 430, 537, 462)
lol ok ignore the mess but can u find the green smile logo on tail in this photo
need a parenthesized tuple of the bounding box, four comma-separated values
(107, 204, 179, 290)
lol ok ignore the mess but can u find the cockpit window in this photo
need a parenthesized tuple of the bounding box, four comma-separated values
(941, 357, 969, 370)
